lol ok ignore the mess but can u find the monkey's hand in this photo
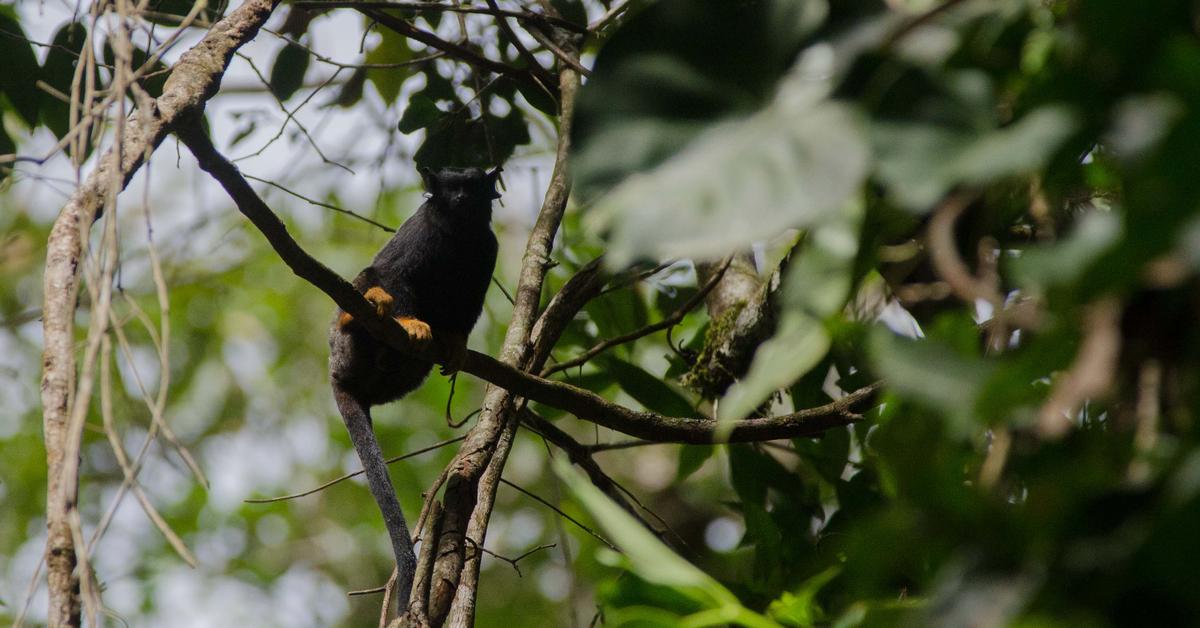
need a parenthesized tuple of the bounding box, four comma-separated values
(439, 331, 468, 376)
(396, 316, 433, 348)
(338, 286, 395, 328)
(364, 286, 395, 317)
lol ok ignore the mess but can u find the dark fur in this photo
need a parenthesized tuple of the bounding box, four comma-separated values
(327, 166, 499, 603)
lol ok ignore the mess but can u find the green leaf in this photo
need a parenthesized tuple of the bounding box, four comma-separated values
(728, 444, 795, 506)
(867, 327, 993, 436)
(365, 28, 414, 105)
(1009, 210, 1121, 291)
(767, 567, 840, 627)
(585, 287, 648, 350)
(873, 106, 1078, 211)
(398, 94, 442, 134)
(414, 108, 530, 169)
(574, 0, 829, 199)
(554, 458, 733, 601)
(600, 356, 695, 418)
(676, 445, 714, 481)
(0, 121, 14, 184)
(586, 77, 869, 266)
(0, 13, 42, 126)
(515, 75, 559, 116)
(719, 313, 830, 424)
(41, 22, 89, 140)
(793, 426, 849, 485)
(269, 42, 310, 102)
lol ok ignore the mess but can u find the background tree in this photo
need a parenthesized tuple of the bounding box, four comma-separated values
(2, 0, 1200, 626)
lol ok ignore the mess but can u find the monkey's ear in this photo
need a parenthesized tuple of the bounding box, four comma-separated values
(419, 167, 439, 195)
(486, 167, 503, 199)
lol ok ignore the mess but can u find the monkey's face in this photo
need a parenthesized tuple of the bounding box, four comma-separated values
(420, 166, 501, 221)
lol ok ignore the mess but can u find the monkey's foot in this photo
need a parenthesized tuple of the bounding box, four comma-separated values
(364, 286, 395, 318)
(396, 317, 432, 347)
(439, 334, 468, 376)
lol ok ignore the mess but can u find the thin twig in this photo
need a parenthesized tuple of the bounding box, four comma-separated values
(542, 256, 731, 377)
(244, 436, 466, 503)
(476, 543, 556, 577)
(244, 173, 396, 232)
(263, 27, 444, 70)
(883, 0, 973, 48)
(295, 1, 586, 32)
(501, 479, 616, 551)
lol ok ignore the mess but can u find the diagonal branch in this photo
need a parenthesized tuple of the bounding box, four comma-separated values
(177, 118, 878, 444)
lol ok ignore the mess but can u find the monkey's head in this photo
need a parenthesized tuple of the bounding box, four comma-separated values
(420, 166, 502, 222)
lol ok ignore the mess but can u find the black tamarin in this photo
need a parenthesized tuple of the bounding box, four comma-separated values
(328, 166, 500, 603)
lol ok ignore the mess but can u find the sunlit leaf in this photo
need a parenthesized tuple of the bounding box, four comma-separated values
(554, 458, 735, 604)
(767, 567, 840, 627)
(587, 87, 868, 266)
(366, 28, 414, 105)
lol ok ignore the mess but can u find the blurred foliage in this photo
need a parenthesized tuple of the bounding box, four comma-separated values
(4, 0, 1200, 627)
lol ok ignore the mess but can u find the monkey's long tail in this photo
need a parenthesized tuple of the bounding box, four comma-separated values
(333, 386, 418, 606)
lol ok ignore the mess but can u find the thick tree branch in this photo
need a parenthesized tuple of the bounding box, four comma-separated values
(39, 1, 281, 624)
(682, 252, 777, 397)
(438, 59, 581, 628)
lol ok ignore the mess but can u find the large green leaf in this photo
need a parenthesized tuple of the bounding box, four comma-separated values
(41, 22, 90, 141)
(413, 108, 530, 169)
(587, 91, 868, 266)
(872, 106, 1078, 211)
(573, 0, 830, 200)
(555, 458, 729, 597)
(102, 43, 170, 99)
(0, 13, 41, 127)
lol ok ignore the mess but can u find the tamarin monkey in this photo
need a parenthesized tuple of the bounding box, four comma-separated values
(328, 166, 500, 603)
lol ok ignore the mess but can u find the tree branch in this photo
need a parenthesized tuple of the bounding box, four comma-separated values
(359, 7, 557, 100)
(178, 119, 878, 444)
(40, 0, 281, 623)
(542, 256, 731, 377)
(437, 59, 581, 628)
(294, 1, 586, 33)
